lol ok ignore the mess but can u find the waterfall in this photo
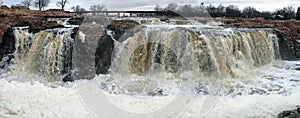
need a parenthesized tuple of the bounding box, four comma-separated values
(105, 26, 280, 95)
(6, 20, 280, 86)
(13, 27, 74, 82)
(111, 27, 279, 78)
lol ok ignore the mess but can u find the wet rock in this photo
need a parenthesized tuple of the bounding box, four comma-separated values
(278, 106, 300, 118)
(68, 17, 84, 25)
(95, 20, 142, 74)
(278, 110, 296, 118)
(0, 27, 15, 61)
(106, 20, 142, 42)
(72, 23, 104, 80)
(289, 113, 300, 118)
(147, 89, 164, 96)
(297, 107, 300, 112)
(275, 30, 300, 60)
(62, 74, 73, 82)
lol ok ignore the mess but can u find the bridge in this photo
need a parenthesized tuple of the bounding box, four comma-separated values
(69, 10, 182, 17)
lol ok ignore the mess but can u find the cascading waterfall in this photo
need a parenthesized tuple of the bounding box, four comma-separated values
(106, 26, 280, 95)
(13, 27, 74, 82)
(5, 18, 281, 95)
(112, 27, 278, 77)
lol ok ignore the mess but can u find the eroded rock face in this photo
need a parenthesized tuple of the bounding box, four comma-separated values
(0, 27, 15, 61)
(95, 20, 142, 74)
(72, 23, 104, 80)
(275, 30, 300, 60)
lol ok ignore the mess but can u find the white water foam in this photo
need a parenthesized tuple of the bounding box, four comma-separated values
(0, 61, 300, 117)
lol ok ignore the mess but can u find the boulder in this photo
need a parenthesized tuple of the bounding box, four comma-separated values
(278, 106, 300, 118)
(68, 17, 84, 25)
(95, 20, 142, 74)
(275, 30, 300, 60)
(0, 27, 15, 61)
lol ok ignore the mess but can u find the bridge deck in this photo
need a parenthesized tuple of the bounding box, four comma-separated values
(69, 10, 181, 17)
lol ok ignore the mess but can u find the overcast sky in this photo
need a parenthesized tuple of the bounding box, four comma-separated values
(3, 0, 300, 12)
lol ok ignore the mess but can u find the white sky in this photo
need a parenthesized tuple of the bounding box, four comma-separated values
(3, 0, 300, 12)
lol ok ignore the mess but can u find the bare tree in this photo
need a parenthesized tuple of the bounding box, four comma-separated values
(276, 6, 295, 19)
(177, 4, 194, 17)
(242, 6, 260, 18)
(56, 0, 68, 10)
(225, 5, 241, 17)
(21, 0, 33, 9)
(297, 7, 300, 20)
(261, 11, 272, 19)
(154, 4, 163, 11)
(165, 3, 178, 11)
(89, 4, 107, 15)
(0, 0, 3, 5)
(71, 5, 86, 15)
(34, 0, 50, 11)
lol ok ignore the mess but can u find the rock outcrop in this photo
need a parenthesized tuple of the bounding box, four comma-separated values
(278, 106, 300, 118)
(95, 20, 142, 74)
(275, 30, 300, 60)
(0, 27, 15, 61)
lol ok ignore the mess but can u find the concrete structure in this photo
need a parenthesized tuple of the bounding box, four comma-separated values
(11, 4, 28, 10)
(71, 10, 182, 17)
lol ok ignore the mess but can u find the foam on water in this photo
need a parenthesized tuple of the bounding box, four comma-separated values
(96, 61, 300, 96)
(1, 61, 300, 117)
(83, 60, 300, 117)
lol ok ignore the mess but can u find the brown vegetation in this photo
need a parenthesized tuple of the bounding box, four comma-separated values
(0, 8, 80, 42)
(224, 18, 300, 40)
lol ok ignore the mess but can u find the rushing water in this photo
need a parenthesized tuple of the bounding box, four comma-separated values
(3, 20, 287, 94)
(1, 18, 300, 117)
(10, 27, 74, 82)
(102, 25, 282, 96)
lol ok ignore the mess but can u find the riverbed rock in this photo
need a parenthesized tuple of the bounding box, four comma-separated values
(278, 106, 300, 118)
